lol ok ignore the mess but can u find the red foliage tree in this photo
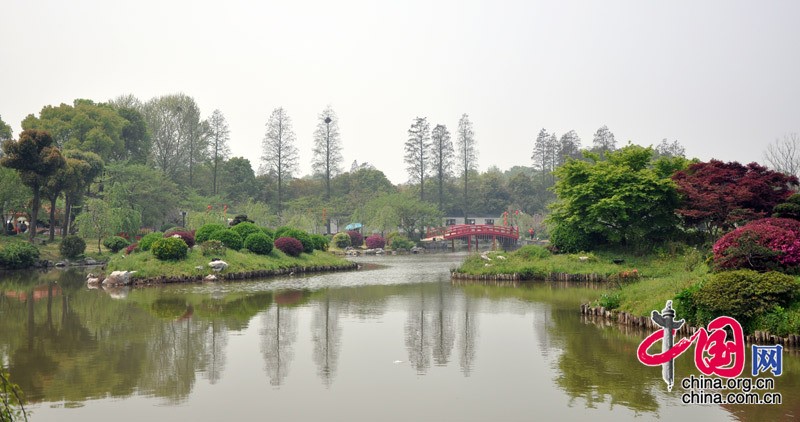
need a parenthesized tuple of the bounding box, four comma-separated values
(347, 230, 363, 247)
(672, 160, 797, 239)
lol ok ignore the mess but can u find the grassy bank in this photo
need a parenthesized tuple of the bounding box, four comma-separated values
(106, 248, 354, 280)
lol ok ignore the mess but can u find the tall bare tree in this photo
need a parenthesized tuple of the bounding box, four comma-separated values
(764, 132, 800, 177)
(404, 117, 431, 201)
(431, 124, 454, 212)
(558, 130, 582, 166)
(655, 138, 686, 158)
(312, 106, 343, 200)
(456, 114, 477, 221)
(207, 109, 231, 195)
(261, 107, 298, 214)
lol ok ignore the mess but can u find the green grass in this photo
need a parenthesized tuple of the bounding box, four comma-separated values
(106, 247, 353, 279)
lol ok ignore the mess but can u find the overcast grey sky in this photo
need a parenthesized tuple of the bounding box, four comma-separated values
(2, 0, 798, 184)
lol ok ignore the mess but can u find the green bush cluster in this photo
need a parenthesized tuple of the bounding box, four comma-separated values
(59, 235, 86, 259)
(195, 223, 227, 244)
(231, 222, 261, 240)
(388, 235, 414, 250)
(549, 224, 593, 254)
(244, 232, 274, 255)
(598, 292, 621, 310)
(139, 231, 164, 251)
(210, 229, 243, 251)
(103, 236, 130, 253)
(677, 269, 800, 329)
(333, 232, 351, 249)
(310, 234, 329, 251)
(200, 240, 227, 257)
(0, 242, 40, 269)
(151, 237, 189, 261)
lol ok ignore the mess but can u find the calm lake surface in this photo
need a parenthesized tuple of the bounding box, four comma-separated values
(0, 253, 797, 421)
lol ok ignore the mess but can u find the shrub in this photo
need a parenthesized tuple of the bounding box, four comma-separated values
(125, 242, 139, 255)
(753, 305, 800, 337)
(274, 226, 294, 239)
(365, 234, 386, 249)
(231, 221, 261, 240)
(388, 234, 414, 250)
(712, 218, 800, 272)
(200, 240, 227, 257)
(165, 230, 195, 248)
(209, 229, 243, 251)
(332, 232, 351, 249)
(687, 269, 800, 329)
(244, 232, 274, 255)
(60, 235, 86, 259)
(103, 236, 130, 253)
(151, 237, 189, 261)
(310, 234, 329, 251)
(347, 230, 363, 247)
(139, 232, 164, 251)
(598, 292, 621, 310)
(0, 242, 40, 269)
(275, 236, 303, 257)
(549, 224, 595, 254)
(281, 228, 314, 253)
(261, 227, 276, 239)
(160, 223, 176, 233)
(196, 223, 227, 244)
(514, 245, 551, 260)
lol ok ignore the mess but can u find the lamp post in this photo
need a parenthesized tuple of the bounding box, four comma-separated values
(324, 116, 332, 235)
(181, 211, 187, 228)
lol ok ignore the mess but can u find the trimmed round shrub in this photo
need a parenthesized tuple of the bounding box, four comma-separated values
(139, 231, 164, 251)
(277, 228, 313, 254)
(210, 229, 243, 251)
(231, 222, 261, 240)
(196, 223, 227, 244)
(151, 237, 189, 260)
(125, 242, 139, 255)
(244, 232, 274, 255)
(160, 223, 176, 233)
(165, 230, 195, 248)
(388, 234, 414, 250)
(713, 218, 800, 272)
(274, 226, 294, 239)
(365, 234, 385, 249)
(0, 242, 41, 269)
(683, 269, 800, 329)
(103, 236, 130, 253)
(200, 240, 227, 257)
(275, 236, 303, 257)
(60, 235, 86, 259)
(310, 234, 329, 251)
(333, 232, 351, 249)
(347, 230, 363, 247)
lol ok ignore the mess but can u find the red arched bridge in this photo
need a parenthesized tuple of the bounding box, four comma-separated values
(423, 224, 519, 250)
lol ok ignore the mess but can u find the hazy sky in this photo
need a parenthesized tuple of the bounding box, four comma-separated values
(2, 0, 798, 184)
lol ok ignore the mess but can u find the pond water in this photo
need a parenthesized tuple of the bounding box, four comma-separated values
(0, 254, 797, 421)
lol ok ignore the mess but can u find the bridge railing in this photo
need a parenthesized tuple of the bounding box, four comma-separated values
(426, 224, 519, 240)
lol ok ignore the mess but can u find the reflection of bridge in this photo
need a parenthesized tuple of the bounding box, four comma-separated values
(423, 224, 519, 250)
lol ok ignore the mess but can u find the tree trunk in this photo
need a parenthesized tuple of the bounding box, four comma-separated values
(49, 195, 57, 241)
(29, 187, 40, 243)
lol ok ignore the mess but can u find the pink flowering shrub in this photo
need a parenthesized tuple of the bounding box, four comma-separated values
(275, 236, 303, 257)
(365, 234, 386, 249)
(713, 218, 800, 272)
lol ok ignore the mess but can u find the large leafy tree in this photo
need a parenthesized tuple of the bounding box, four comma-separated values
(456, 114, 477, 221)
(21, 99, 127, 162)
(0, 167, 31, 233)
(404, 117, 431, 201)
(1, 130, 65, 242)
(672, 160, 798, 240)
(61, 150, 104, 236)
(104, 163, 178, 229)
(219, 157, 257, 204)
(430, 124, 454, 212)
(261, 107, 298, 214)
(143, 93, 207, 185)
(42, 155, 89, 241)
(361, 192, 441, 240)
(549, 145, 681, 252)
(0, 115, 12, 143)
